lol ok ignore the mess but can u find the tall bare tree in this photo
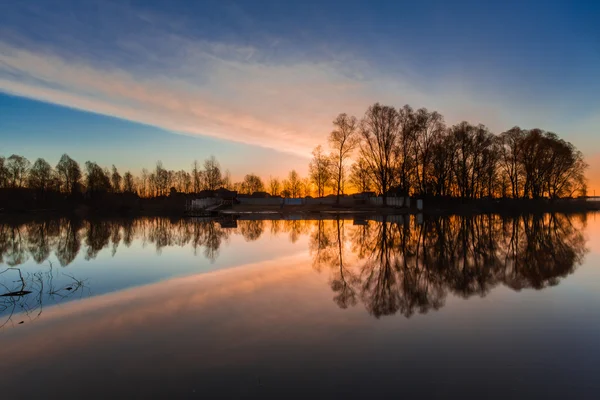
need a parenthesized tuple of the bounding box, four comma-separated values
(359, 103, 401, 205)
(412, 108, 445, 195)
(329, 113, 359, 202)
(309, 145, 332, 197)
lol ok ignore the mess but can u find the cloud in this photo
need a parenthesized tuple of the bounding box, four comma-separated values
(0, 27, 523, 159)
(0, 38, 377, 157)
(1, 4, 597, 166)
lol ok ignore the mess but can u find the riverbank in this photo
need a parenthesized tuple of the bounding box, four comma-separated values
(1, 193, 598, 219)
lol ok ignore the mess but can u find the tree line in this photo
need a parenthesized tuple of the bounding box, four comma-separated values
(310, 103, 588, 204)
(0, 152, 315, 199)
(0, 102, 588, 203)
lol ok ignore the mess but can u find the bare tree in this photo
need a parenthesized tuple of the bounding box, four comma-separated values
(412, 108, 445, 196)
(329, 113, 359, 202)
(111, 165, 122, 193)
(85, 161, 111, 194)
(349, 158, 372, 193)
(284, 170, 302, 198)
(203, 156, 222, 190)
(359, 103, 401, 205)
(240, 173, 265, 194)
(269, 176, 281, 196)
(6, 154, 30, 188)
(56, 154, 81, 194)
(154, 161, 169, 196)
(123, 171, 135, 193)
(192, 160, 201, 193)
(28, 158, 53, 191)
(139, 168, 149, 197)
(309, 145, 332, 197)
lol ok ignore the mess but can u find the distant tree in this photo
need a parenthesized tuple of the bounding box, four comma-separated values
(192, 160, 201, 193)
(111, 165, 122, 193)
(430, 132, 453, 197)
(139, 168, 149, 197)
(222, 169, 233, 190)
(329, 113, 359, 202)
(241, 173, 264, 194)
(349, 158, 372, 193)
(498, 127, 526, 198)
(269, 176, 281, 196)
(359, 103, 401, 204)
(56, 154, 82, 194)
(154, 161, 169, 196)
(309, 145, 333, 197)
(232, 181, 243, 193)
(412, 108, 445, 196)
(397, 104, 417, 195)
(284, 170, 302, 198)
(28, 158, 53, 191)
(203, 156, 222, 190)
(123, 171, 135, 193)
(301, 177, 313, 197)
(6, 154, 31, 188)
(85, 161, 111, 194)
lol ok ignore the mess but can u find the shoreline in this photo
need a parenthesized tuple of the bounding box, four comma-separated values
(0, 199, 598, 222)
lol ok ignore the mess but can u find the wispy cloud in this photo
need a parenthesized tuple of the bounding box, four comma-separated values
(0, 37, 509, 157)
(0, 1, 597, 163)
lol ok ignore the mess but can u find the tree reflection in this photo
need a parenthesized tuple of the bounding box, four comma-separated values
(0, 214, 589, 320)
(311, 213, 587, 318)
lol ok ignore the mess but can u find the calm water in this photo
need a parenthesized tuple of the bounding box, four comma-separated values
(1, 214, 599, 399)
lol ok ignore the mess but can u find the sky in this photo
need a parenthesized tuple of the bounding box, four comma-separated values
(1, 0, 599, 186)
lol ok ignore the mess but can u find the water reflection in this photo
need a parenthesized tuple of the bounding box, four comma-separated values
(310, 214, 587, 318)
(0, 214, 588, 321)
(0, 263, 88, 328)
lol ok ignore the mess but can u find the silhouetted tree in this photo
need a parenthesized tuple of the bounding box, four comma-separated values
(498, 127, 525, 198)
(240, 173, 265, 194)
(412, 108, 445, 195)
(309, 145, 332, 197)
(192, 160, 201, 194)
(222, 169, 232, 190)
(154, 161, 169, 196)
(56, 154, 81, 195)
(203, 156, 222, 190)
(123, 171, 135, 193)
(359, 104, 401, 204)
(111, 165, 122, 193)
(269, 176, 281, 196)
(28, 158, 53, 192)
(284, 170, 302, 198)
(349, 158, 372, 193)
(85, 161, 111, 194)
(6, 154, 30, 188)
(329, 113, 359, 202)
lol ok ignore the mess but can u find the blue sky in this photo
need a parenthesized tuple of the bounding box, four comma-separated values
(1, 0, 599, 182)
